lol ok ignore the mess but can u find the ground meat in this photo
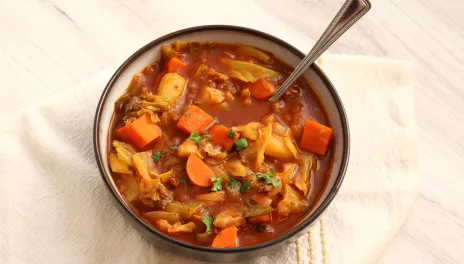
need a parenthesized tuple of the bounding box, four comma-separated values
(195, 64, 236, 93)
(153, 183, 173, 210)
(124, 97, 142, 116)
(256, 182, 273, 192)
(220, 82, 236, 94)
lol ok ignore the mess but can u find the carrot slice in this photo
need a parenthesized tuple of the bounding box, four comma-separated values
(250, 194, 272, 206)
(212, 226, 237, 248)
(177, 105, 215, 134)
(186, 154, 215, 187)
(248, 213, 271, 224)
(247, 79, 276, 99)
(300, 120, 334, 155)
(208, 125, 240, 151)
(166, 57, 185, 73)
(116, 125, 130, 141)
(117, 115, 161, 150)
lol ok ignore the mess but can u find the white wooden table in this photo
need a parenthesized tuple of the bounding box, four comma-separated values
(1, 0, 463, 263)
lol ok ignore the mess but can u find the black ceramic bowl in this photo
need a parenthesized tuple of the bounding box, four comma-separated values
(93, 25, 349, 262)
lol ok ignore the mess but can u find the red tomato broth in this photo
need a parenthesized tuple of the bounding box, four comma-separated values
(107, 41, 334, 247)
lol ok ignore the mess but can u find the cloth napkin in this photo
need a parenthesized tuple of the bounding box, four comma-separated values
(0, 54, 418, 264)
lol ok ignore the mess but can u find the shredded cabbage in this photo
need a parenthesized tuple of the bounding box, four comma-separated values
(196, 191, 225, 202)
(113, 140, 137, 167)
(165, 201, 203, 220)
(279, 163, 298, 187)
(144, 211, 181, 224)
(256, 122, 272, 167)
(132, 152, 153, 181)
(294, 153, 314, 195)
(277, 184, 306, 217)
(238, 45, 271, 62)
(244, 204, 274, 217)
(221, 59, 280, 82)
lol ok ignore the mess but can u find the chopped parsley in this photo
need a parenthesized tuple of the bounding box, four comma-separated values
(204, 134, 212, 139)
(187, 131, 203, 146)
(227, 129, 236, 138)
(234, 138, 248, 151)
(171, 145, 178, 150)
(240, 179, 251, 193)
(185, 111, 191, 117)
(228, 176, 238, 188)
(211, 177, 223, 192)
(257, 168, 280, 187)
(179, 178, 187, 183)
(152, 152, 162, 162)
(201, 216, 214, 233)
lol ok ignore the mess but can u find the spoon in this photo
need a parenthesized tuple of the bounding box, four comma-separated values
(269, 0, 371, 101)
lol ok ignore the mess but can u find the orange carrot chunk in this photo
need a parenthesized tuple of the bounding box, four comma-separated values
(116, 125, 130, 141)
(300, 120, 334, 155)
(208, 125, 240, 151)
(117, 115, 161, 150)
(247, 79, 276, 99)
(212, 226, 237, 248)
(166, 57, 185, 73)
(177, 105, 215, 134)
(248, 213, 271, 224)
(186, 154, 215, 187)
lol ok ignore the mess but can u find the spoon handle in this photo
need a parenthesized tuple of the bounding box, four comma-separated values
(269, 0, 371, 102)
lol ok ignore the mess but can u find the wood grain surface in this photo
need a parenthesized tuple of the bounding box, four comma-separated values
(0, 0, 463, 263)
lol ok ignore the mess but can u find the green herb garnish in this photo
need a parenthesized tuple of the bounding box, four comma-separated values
(227, 129, 236, 138)
(185, 111, 191, 117)
(234, 138, 248, 151)
(240, 179, 251, 192)
(211, 177, 223, 192)
(187, 131, 203, 146)
(257, 168, 280, 187)
(201, 216, 214, 233)
(179, 178, 187, 183)
(228, 176, 238, 188)
(152, 152, 162, 162)
(171, 145, 178, 150)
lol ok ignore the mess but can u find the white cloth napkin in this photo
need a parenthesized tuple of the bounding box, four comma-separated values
(0, 54, 418, 264)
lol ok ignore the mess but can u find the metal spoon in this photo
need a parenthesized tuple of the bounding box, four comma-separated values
(269, 0, 371, 101)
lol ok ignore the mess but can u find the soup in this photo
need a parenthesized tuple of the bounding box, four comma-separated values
(107, 41, 334, 248)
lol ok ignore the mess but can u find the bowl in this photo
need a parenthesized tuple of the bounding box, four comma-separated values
(93, 25, 349, 262)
